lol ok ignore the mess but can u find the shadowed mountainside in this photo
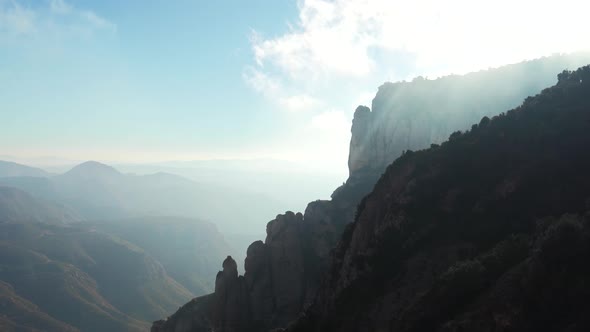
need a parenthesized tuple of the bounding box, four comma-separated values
(287, 65, 590, 332)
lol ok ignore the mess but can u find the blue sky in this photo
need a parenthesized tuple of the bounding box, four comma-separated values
(1, 0, 589, 171)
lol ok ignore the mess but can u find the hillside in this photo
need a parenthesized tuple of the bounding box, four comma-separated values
(0, 186, 80, 225)
(287, 66, 590, 331)
(0, 221, 193, 331)
(0, 161, 49, 178)
(88, 217, 231, 295)
(0, 280, 78, 332)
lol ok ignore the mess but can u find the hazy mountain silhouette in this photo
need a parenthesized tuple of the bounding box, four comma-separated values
(0, 160, 50, 178)
(0, 186, 80, 225)
(0, 160, 283, 235)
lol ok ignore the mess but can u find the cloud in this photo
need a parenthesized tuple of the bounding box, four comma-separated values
(311, 110, 349, 133)
(0, 0, 116, 38)
(252, 0, 590, 82)
(279, 94, 322, 112)
(0, 0, 37, 35)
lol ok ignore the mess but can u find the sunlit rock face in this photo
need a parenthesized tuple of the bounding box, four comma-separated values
(348, 53, 590, 186)
(348, 105, 372, 176)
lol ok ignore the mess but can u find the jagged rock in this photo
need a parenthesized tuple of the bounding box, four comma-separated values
(150, 294, 214, 332)
(244, 241, 274, 329)
(348, 105, 372, 176)
(265, 212, 305, 326)
(212, 256, 250, 332)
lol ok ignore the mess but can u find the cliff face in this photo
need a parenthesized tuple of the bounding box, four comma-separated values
(348, 53, 590, 180)
(288, 66, 590, 332)
(152, 54, 590, 332)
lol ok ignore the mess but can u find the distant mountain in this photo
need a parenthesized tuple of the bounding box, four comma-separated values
(0, 186, 80, 225)
(62, 160, 122, 180)
(87, 216, 232, 295)
(0, 160, 283, 235)
(0, 160, 49, 178)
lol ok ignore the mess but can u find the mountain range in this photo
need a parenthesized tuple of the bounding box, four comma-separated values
(0, 184, 230, 331)
(0, 160, 281, 236)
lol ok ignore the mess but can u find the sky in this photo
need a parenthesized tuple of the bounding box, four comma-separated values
(1, 0, 589, 173)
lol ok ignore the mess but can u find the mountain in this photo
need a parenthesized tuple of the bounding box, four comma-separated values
(0, 160, 282, 236)
(286, 66, 590, 331)
(0, 188, 223, 331)
(0, 219, 196, 331)
(151, 56, 590, 332)
(0, 161, 49, 178)
(0, 280, 78, 332)
(87, 216, 232, 295)
(0, 186, 80, 225)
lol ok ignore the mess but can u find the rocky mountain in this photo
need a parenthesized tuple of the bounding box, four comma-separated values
(285, 66, 590, 331)
(152, 56, 590, 332)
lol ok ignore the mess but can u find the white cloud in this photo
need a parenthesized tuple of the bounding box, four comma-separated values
(252, 0, 590, 82)
(311, 110, 350, 133)
(279, 94, 322, 112)
(243, 66, 323, 112)
(0, 0, 116, 38)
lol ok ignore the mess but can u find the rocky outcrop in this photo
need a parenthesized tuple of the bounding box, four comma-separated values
(212, 256, 250, 332)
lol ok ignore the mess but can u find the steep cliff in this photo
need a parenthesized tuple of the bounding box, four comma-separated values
(348, 53, 590, 180)
(152, 54, 590, 332)
(287, 66, 590, 332)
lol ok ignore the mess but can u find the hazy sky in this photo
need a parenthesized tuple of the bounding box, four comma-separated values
(1, 0, 589, 171)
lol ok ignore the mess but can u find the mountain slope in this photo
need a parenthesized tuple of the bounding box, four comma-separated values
(0, 190, 200, 331)
(88, 217, 231, 295)
(0, 186, 80, 225)
(0, 280, 78, 332)
(0, 161, 49, 178)
(288, 66, 590, 331)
